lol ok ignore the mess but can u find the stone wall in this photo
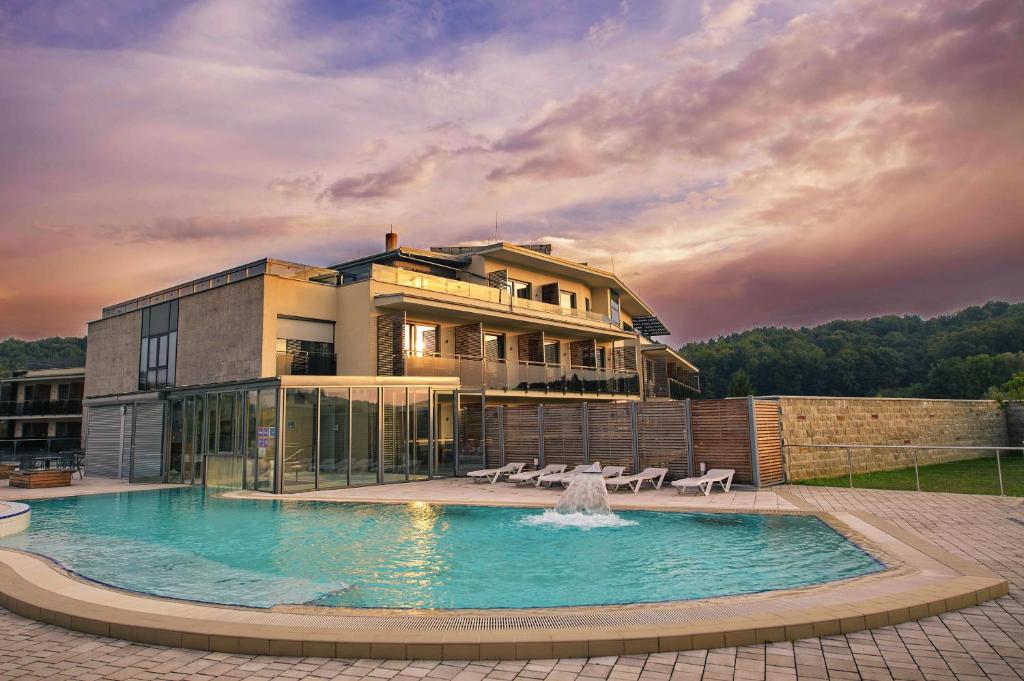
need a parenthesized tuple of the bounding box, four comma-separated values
(771, 397, 1009, 480)
(1006, 402, 1024, 448)
(84, 310, 142, 397)
(176, 276, 264, 386)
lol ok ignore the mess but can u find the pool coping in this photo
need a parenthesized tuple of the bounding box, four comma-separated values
(0, 496, 1008, 660)
(0, 501, 31, 538)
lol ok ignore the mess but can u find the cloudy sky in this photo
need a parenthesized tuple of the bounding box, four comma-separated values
(1, 0, 1021, 342)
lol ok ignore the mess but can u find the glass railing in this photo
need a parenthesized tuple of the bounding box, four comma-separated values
(372, 264, 619, 327)
(0, 438, 83, 459)
(276, 352, 337, 376)
(0, 399, 83, 416)
(403, 353, 640, 395)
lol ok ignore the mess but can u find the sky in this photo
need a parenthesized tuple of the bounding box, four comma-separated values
(0, 0, 1021, 343)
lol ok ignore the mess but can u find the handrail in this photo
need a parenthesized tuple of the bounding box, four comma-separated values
(372, 264, 620, 328)
(0, 399, 84, 416)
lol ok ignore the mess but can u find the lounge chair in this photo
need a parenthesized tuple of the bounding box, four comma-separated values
(538, 464, 590, 487)
(599, 465, 626, 478)
(467, 462, 525, 484)
(670, 468, 735, 496)
(507, 463, 566, 486)
(605, 467, 668, 493)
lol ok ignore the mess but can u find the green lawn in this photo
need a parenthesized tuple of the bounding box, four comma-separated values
(796, 454, 1024, 497)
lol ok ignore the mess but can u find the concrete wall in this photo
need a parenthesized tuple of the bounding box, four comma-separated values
(261, 276, 340, 377)
(774, 397, 1009, 480)
(85, 310, 142, 397)
(176, 276, 264, 386)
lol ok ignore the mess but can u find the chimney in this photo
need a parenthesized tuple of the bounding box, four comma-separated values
(385, 230, 398, 251)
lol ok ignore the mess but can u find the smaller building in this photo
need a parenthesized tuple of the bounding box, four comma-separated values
(0, 367, 85, 458)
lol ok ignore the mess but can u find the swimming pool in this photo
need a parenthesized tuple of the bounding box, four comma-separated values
(0, 488, 882, 610)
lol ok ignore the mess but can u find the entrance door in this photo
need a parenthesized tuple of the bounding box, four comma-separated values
(456, 390, 485, 475)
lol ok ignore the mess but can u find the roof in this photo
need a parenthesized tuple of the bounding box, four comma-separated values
(3, 367, 86, 383)
(330, 247, 470, 272)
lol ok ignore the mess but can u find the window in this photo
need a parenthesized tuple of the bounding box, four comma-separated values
(505, 279, 531, 300)
(404, 323, 438, 356)
(585, 297, 591, 312)
(610, 290, 621, 324)
(559, 290, 577, 309)
(543, 340, 560, 365)
(484, 333, 505, 361)
(139, 301, 178, 390)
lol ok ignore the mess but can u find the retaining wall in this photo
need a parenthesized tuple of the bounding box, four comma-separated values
(771, 397, 1009, 481)
(1006, 402, 1024, 448)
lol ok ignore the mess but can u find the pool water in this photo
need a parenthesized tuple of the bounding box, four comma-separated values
(0, 488, 882, 609)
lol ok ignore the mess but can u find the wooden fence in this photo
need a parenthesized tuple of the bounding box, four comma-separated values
(475, 397, 782, 486)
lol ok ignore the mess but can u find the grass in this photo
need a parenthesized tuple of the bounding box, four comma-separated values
(796, 454, 1024, 497)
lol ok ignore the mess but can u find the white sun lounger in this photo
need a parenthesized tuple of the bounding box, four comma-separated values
(538, 464, 590, 487)
(605, 467, 669, 493)
(599, 466, 626, 479)
(670, 468, 735, 496)
(467, 462, 525, 484)
(507, 463, 566, 485)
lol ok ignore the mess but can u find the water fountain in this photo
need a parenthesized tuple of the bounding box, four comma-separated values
(523, 462, 636, 529)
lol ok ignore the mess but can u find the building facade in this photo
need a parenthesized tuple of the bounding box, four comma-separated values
(0, 367, 85, 458)
(83, 236, 698, 492)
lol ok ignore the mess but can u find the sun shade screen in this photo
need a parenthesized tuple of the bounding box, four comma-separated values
(540, 283, 559, 305)
(277, 317, 334, 343)
(376, 311, 406, 375)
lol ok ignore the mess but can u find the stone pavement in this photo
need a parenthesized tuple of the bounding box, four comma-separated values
(1, 485, 1022, 681)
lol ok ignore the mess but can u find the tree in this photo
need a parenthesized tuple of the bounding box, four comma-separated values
(986, 372, 1024, 405)
(727, 369, 755, 397)
(679, 301, 1024, 399)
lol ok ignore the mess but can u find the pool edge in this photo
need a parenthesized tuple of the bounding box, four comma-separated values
(0, 508, 1008, 660)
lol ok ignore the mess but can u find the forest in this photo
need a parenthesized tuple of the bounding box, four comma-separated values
(680, 301, 1024, 399)
(0, 337, 87, 377)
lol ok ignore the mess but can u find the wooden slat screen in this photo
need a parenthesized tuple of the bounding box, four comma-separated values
(517, 332, 544, 363)
(586, 402, 634, 473)
(690, 398, 754, 483)
(754, 400, 784, 485)
(484, 406, 502, 468)
(636, 400, 690, 478)
(375, 311, 405, 376)
(454, 323, 482, 358)
(540, 283, 559, 305)
(542, 404, 585, 468)
(502, 405, 540, 466)
(570, 339, 597, 367)
(487, 270, 507, 290)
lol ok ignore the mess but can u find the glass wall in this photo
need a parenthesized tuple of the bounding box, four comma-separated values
(319, 388, 350, 489)
(434, 390, 455, 477)
(167, 398, 184, 483)
(381, 387, 407, 482)
(409, 389, 430, 480)
(283, 388, 317, 492)
(166, 383, 456, 493)
(350, 388, 379, 486)
(255, 390, 277, 491)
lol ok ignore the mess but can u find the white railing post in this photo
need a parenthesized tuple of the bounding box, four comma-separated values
(996, 449, 1004, 496)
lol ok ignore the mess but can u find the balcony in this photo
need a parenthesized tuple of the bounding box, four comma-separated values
(0, 399, 83, 417)
(0, 438, 83, 458)
(276, 351, 337, 376)
(371, 264, 624, 332)
(403, 352, 640, 396)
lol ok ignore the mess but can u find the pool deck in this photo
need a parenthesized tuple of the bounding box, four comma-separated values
(0, 476, 183, 502)
(0, 479, 1010, 663)
(225, 477, 800, 512)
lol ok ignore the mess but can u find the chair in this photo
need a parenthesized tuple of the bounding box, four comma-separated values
(507, 463, 566, 485)
(467, 462, 525, 484)
(605, 467, 668, 493)
(671, 468, 735, 496)
(538, 464, 590, 487)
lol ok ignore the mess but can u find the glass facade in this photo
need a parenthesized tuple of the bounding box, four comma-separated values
(164, 382, 462, 493)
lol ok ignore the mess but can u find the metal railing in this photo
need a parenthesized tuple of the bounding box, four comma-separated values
(0, 399, 83, 416)
(788, 443, 1024, 496)
(275, 351, 337, 376)
(0, 438, 84, 460)
(403, 352, 641, 395)
(372, 264, 621, 328)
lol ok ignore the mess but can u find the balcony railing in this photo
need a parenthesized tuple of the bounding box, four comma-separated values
(0, 399, 83, 417)
(372, 264, 621, 329)
(0, 438, 83, 459)
(403, 352, 640, 395)
(276, 351, 337, 376)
